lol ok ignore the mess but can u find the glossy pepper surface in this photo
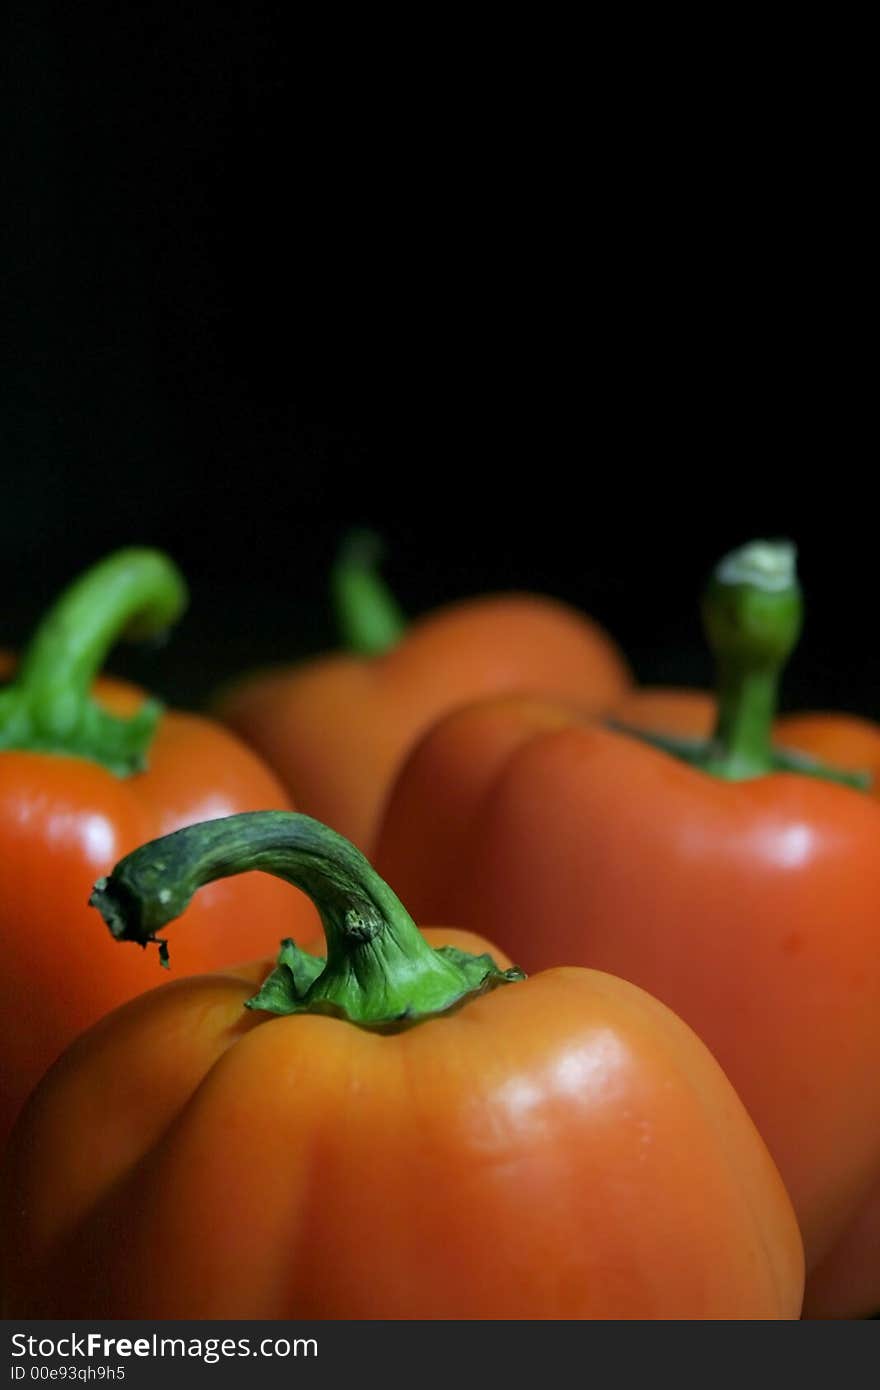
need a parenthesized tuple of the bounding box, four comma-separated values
(1, 812, 803, 1320)
(0, 550, 317, 1146)
(607, 571, 880, 1317)
(775, 708, 880, 1319)
(216, 531, 630, 852)
(374, 542, 880, 1282)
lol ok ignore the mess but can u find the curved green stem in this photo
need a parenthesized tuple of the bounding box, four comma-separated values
(89, 810, 523, 1029)
(0, 548, 187, 775)
(331, 529, 406, 657)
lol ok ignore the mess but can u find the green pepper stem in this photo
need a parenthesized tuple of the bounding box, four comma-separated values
(89, 810, 522, 1029)
(608, 539, 870, 788)
(700, 540, 802, 779)
(331, 529, 406, 657)
(0, 548, 187, 775)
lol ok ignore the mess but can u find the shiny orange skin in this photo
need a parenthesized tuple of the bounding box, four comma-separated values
(0, 924, 803, 1320)
(611, 687, 880, 1315)
(216, 594, 631, 853)
(773, 720, 880, 1310)
(0, 656, 319, 1147)
(374, 698, 880, 1278)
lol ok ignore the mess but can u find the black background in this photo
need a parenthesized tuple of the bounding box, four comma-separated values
(4, 5, 872, 713)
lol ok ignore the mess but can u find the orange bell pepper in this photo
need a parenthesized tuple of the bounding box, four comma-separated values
(0, 550, 317, 1147)
(769, 713, 880, 1315)
(374, 541, 880, 1303)
(605, 550, 880, 1317)
(1, 811, 803, 1319)
(216, 531, 630, 852)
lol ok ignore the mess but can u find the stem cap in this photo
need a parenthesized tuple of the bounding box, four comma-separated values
(703, 539, 802, 671)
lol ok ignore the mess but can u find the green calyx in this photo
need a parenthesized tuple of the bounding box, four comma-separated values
(613, 540, 870, 789)
(0, 548, 187, 776)
(331, 529, 407, 657)
(89, 810, 524, 1030)
(614, 722, 871, 790)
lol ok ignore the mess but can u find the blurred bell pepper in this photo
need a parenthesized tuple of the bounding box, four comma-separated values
(0, 549, 318, 1146)
(215, 531, 630, 852)
(1, 811, 802, 1319)
(374, 541, 880, 1307)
